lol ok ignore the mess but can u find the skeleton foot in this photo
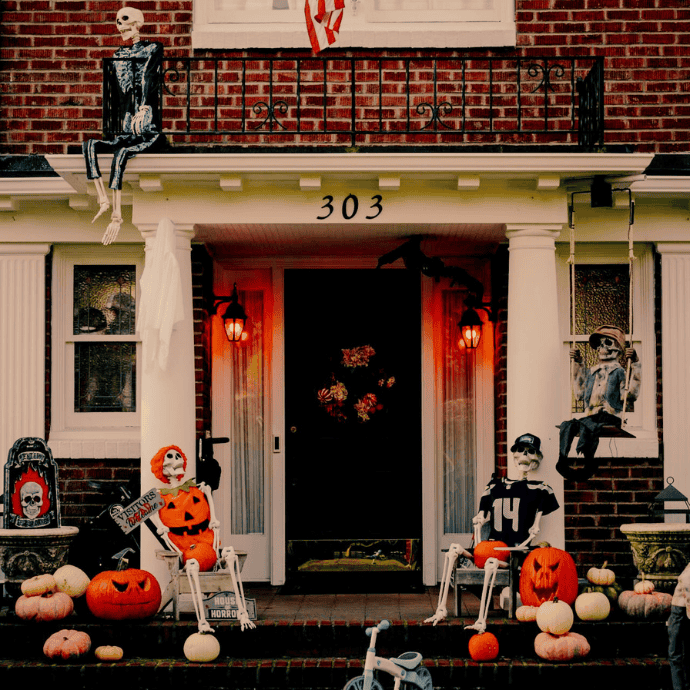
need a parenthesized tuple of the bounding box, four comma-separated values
(102, 214, 123, 245)
(424, 607, 447, 626)
(239, 612, 256, 631)
(464, 621, 486, 633)
(92, 199, 110, 223)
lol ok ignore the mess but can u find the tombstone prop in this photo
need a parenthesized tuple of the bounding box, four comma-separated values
(83, 7, 166, 245)
(3, 438, 61, 529)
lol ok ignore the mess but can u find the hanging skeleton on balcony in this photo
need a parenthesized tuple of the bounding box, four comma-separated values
(83, 8, 166, 245)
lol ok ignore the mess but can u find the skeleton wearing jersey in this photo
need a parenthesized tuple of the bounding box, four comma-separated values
(426, 433, 558, 629)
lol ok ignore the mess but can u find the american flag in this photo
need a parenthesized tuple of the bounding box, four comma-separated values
(305, 0, 345, 53)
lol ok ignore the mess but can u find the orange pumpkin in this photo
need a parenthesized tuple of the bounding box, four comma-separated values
(519, 545, 579, 606)
(159, 484, 216, 571)
(15, 591, 74, 622)
(43, 629, 92, 661)
(468, 631, 499, 661)
(86, 561, 162, 620)
(473, 540, 510, 569)
(183, 541, 218, 571)
(534, 631, 590, 662)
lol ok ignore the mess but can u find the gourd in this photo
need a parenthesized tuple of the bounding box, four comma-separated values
(586, 561, 615, 587)
(95, 645, 124, 661)
(574, 591, 610, 621)
(183, 631, 221, 662)
(54, 565, 90, 598)
(515, 605, 539, 623)
(468, 631, 499, 661)
(43, 629, 92, 661)
(534, 631, 590, 662)
(536, 598, 574, 635)
(634, 577, 656, 594)
(21, 573, 57, 597)
(519, 544, 579, 606)
(15, 591, 74, 622)
(618, 588, 672, 619)
(473, 540, 510, 569)
(86, 557, 162, 620)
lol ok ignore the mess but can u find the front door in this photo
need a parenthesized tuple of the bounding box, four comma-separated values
(284, 269, 422, 583)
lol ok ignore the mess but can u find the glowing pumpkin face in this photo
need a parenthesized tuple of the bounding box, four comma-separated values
(519, 545, 579, 606)
(86, 566, 162, 620)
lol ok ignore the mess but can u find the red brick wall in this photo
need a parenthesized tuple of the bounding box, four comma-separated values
(2, 1, 689, 154)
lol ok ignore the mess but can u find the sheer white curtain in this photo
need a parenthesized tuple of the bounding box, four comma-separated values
(229, 290, 265, 534)
(442, 290, 477, 534)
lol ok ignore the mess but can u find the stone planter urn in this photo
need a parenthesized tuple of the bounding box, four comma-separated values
(620, 523, 690, 593)
(0, 526, 79, 591)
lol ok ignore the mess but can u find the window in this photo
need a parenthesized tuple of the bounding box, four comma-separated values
(193, 0, 516, 49)
(50, 246, 144, 458)
(556, 243, 658, 457)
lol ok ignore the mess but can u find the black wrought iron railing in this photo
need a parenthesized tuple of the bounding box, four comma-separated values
(103, 55, 605, 150)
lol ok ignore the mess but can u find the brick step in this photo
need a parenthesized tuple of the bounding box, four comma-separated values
(0, 655, 672, 689)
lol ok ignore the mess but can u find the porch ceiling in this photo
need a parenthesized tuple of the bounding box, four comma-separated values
(193, 222, 505, 260)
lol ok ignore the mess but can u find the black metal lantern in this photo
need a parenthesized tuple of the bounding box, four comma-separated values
(213, 283, 248, 343)
(648, 477, 690, 523)
(457, 306, 483, 350)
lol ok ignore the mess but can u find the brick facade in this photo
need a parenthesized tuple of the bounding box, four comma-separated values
(1, 1, 689, 154)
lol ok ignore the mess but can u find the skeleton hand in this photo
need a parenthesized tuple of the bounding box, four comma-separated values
(570, 348, 583, 363)
(624, 347, 638, 363)
(102, 214, 123, 245)
(424, 607, 447, 626)
(132, 105, 152, 135)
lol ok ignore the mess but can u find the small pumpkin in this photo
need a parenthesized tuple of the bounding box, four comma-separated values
(15, 591, 74, 622)
(54, 564, 90, 598)
(574, 591, 610, 621)
(21, 573, 57, 597)
(95, 645, 124, 661)
(534, 631, 590, 662)
(86, 557, 162, 621)
(468, 631, 499, 661)
(536, 598, 574, 635)
(473, 540, 510, 569)
(634, 578, 656, 594)
(519, 544, 579, 606)
(618, 589, 672, 619)
(184, 631, 221, 662)
(43, 629, 92, 661)
(586, 561, 615, 586)
(515, 605, 539, 622)
(183, 542, 218, 572)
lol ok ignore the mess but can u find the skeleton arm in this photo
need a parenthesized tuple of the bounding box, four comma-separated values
(198, 481, 221, 553)
(472, 511, 490, 545)
(515, 510, 543, 550)
(424, 543, 473, 626)
(149, 510, 183, 556)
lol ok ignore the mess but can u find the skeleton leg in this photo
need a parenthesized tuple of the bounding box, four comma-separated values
(92, 177, 111, 222)
(186, 558, 213, 633)
(221, 546, 256, 631)
(425, 543, 471, 625)
(465, 557, 499, 634)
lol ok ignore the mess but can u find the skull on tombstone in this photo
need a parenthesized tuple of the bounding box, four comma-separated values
(116, 7, 145, 42)
(20, 481, 44, 519)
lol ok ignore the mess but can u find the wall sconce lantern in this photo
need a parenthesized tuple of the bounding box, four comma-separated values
(212, 283, 248, 343)
(457, 295, 493, 350)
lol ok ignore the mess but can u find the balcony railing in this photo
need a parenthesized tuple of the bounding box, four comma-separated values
(103, 55, 605, 150)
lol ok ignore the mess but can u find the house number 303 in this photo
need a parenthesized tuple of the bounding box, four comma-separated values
(317, 194, 383, 220)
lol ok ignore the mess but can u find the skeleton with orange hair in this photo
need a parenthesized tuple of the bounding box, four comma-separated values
(150, 445, 254, 631)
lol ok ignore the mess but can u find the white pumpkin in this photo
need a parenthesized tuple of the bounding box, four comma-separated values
(586, 561, 615, 586)
(183, 632, 220, 662)
(515, 605, 539, 622)
(54, 565, 91, 598)
(575, 591, 611, 621)
(536, 599, 574, 636)
(634, 578, 656, 594)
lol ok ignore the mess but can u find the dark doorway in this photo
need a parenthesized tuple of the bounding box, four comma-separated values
(284, 269, 422, 587)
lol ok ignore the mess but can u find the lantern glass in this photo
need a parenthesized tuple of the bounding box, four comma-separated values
(458, 308, 483, 349)
(220, 286, 248, 343)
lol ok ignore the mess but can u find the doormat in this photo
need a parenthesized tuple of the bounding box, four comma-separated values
(279, 572, 425, 595)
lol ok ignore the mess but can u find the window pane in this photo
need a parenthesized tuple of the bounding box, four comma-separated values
(442, 290, 476, 534)
(73, 266, 136, 336)
(75, 343, 136, 412)
(574, 264, 629, 337)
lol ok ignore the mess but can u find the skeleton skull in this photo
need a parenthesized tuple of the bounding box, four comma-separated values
(20, 482, 44, 519)
(116, 7, 144, 42)
(162, 449, 185, 480)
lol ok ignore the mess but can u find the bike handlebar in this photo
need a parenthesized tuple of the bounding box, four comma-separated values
(365, 619, 390, 637)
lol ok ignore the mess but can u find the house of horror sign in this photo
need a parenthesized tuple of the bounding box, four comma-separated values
(3, 438, 61, 529)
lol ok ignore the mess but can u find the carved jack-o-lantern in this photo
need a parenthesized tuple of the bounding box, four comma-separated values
(86, 560, 162, 620)
(519, 544, 579, 606)
(159, 484, 216, 571)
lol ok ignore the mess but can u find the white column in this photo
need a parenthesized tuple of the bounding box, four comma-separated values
(505, 224, 565, 549)
(656, 244, 690, 507)
(137, 222, 196, 585)
(0, 244, 51, 493)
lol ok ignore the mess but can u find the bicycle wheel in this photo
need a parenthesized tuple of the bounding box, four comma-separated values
(343, 675, 384, 690)
(402, 666, 433, 690)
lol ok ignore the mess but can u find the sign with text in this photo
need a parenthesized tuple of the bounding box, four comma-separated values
(110, 488, 164, 534)
(203, 591, 257, 621)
